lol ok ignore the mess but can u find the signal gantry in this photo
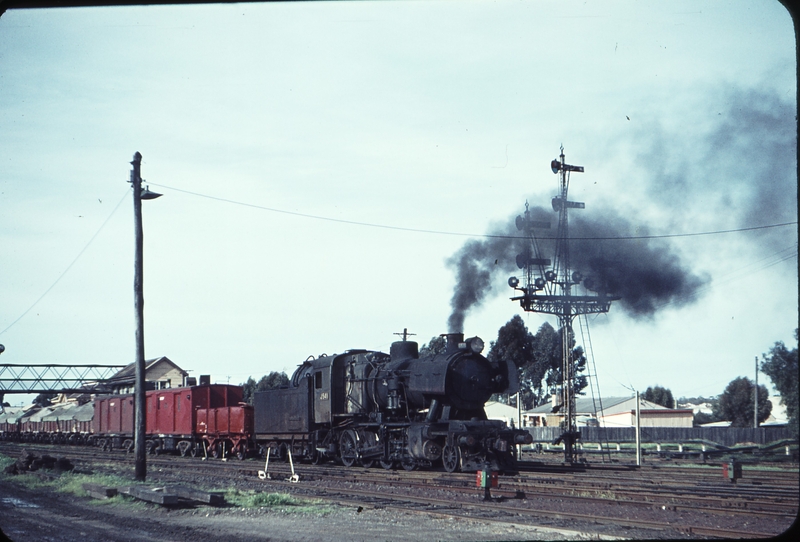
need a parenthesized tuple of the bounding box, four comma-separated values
(508, 147, 619, 463)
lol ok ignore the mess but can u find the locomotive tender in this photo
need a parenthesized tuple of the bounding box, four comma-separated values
(254, 332, 531, 472)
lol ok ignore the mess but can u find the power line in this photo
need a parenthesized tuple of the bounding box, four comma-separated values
(0, 190, 130, 337)
(151, 182, 797, 241)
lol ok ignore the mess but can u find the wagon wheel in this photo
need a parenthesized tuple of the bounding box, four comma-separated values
(235, 444, 247, 460)
(311, 448, 323, 465)
(339, 430, 358, 467)
(178, 441, 190, 457)
(400, 458, 416, 471)
(442, 444, 461, 473)
(190, 443, 200, 457)
(210, 441, 221, 459)
(379, 459, 395, 470)
(359, 459, 375, 468)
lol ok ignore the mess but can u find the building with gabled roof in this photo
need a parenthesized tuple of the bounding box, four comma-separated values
(102, 356, 189, 394)
(484, 401, 521, 428)
(523, 395, 694, 428)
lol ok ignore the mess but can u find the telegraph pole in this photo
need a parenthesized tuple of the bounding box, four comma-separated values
(131, 152, 147, 481)
(754, 356, 759, 428)
(130, 152, 161, 481)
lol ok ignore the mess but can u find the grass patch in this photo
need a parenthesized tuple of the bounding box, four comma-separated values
(0, 453, 15, 471)
(0, 452, 147, 507)
(222, 489, 333, 514)
(55, 471, 138, 496)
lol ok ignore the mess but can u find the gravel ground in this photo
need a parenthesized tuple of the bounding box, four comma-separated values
(2, 448, 797, 541)
(0, 477, 600, 542)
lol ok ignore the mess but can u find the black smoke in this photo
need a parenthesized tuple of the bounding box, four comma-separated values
(446, 206, 710, 332)
(446, 86, 796, 332)
(446, 230, 524, 333)
(631, 87, 797, 253)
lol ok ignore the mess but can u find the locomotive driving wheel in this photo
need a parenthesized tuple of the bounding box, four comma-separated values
(442, 444, 461, 473)
(379, 459, 395, 470)
(339, 430, 358, 467)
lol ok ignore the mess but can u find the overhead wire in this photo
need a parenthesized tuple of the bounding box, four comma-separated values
(149, 182, 797, 242)
(0, 189, 130, 337)
(4, 180, 796, 337)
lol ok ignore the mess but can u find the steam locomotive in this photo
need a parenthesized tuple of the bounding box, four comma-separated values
(0, 332, 531, 473)
(254, 332, 531, 472)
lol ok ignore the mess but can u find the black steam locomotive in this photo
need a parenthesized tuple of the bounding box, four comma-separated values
(254, 332, 531, 472)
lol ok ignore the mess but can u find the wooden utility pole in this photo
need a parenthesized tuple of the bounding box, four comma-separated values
(754, 356, 759, 429)
(131, 152, 147, 481)
(635, 391, 642, 467)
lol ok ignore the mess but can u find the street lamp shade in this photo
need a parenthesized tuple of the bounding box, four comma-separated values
(141, 186, 162, 200)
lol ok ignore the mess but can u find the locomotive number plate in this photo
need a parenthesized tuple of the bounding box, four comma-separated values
(318, 392, 329, 401)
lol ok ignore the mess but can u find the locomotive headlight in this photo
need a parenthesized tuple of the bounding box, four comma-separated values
(467, 336, 484, 354)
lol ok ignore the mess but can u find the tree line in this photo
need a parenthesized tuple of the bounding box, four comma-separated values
(420, 319, 797, 436)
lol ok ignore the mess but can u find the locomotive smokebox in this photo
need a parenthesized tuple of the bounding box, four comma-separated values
(390, 340, 419, 361)
(444, 333, 464, 353)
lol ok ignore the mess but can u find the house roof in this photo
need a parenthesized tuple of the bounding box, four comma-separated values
(485, 401, 520, 417)
(524, 396, 682, 416)
(525, 396, 633, 415)
(106, 356, 187, 383)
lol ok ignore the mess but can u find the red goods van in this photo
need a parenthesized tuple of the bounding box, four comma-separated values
(92, 384, 251, 457)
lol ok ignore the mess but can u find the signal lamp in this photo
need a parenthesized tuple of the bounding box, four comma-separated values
(545, 270, 557, 281)
(508, 276, 519, 288)
(572, 271, 583, 283)
(551, 159, 560, 173)
(534, 277, 546, 289)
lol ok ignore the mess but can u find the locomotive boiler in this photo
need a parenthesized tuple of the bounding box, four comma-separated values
(254, 332, 531, 472)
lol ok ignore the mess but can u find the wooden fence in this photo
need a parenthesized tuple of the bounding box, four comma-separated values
(526, 426, 793, 447)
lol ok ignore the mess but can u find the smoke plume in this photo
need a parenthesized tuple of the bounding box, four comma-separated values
(446, 87, 796, 332)
(446, 206, 709, 332)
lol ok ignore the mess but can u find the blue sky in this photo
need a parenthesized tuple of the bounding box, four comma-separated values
(0, 1, 796, 406)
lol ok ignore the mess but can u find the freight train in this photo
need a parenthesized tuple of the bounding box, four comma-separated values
(0, 333, 531, 473)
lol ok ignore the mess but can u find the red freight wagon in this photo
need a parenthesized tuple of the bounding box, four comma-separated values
(92, 384, 251, 457)
(93, 395, 134, 435)
(196, 403, 254, 459)
(93, 394, 134, 450)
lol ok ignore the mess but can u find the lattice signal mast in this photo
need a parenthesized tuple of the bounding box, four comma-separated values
(507, 147, 619, 463)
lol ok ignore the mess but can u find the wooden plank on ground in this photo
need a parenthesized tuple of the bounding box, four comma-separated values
(119, 485, 179, 505)
(162, 484, 225, 505)
(82, 483, 118, 500)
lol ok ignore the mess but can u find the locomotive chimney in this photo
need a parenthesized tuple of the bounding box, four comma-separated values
(443, 333, 464, 353)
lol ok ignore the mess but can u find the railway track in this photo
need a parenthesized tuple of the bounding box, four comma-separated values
(2, 442, 796, 539)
